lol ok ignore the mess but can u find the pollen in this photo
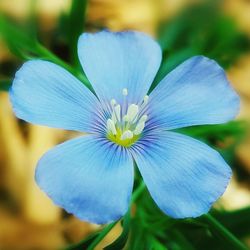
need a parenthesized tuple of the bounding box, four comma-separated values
(106, 88, 149, 147)
(122, 88, 128, 96)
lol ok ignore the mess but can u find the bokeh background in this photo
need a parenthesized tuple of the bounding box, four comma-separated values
(0, 0, 250, 249)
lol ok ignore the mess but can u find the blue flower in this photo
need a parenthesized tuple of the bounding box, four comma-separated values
(10, 31, 239, 224)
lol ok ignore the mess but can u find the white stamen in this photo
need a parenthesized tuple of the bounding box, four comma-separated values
(126, 104, 139, 122)
(123, 115, 129, 122)
(107, 119, 117, 135)
(121, 130, 133, 140)
(111, 99, 116, 106)
(111, 112, 117, 124)
(134, 121, 145, 135)
(122, 88, 128, 96)
(114, 104, 121, 122)
(143, 95, 149, 104)
(107, 92, 149, 143)
(139, 115, 148, 123)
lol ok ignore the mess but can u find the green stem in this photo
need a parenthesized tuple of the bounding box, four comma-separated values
(203, 214, 248, 250)
(87, 181, 146, 250)
(87, 221, 118, 250)
(68, 0, 88, 68)
(132, 181, 146, 203)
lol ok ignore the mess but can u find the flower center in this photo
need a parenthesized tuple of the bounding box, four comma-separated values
(106, 88, 149, 147)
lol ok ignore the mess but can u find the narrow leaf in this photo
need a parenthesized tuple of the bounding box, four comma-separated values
(68, 0, 88, 67)
(63, 232, 99, 250)
(0, 79, 11, 91)
(104, 212, 130, 250)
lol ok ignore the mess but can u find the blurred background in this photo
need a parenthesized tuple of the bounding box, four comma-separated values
(0, 0, 250, 249)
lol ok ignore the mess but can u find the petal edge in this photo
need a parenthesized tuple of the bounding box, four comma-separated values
(36, 135, 134, 224)
(131, 131, 232, 218)
(78, 30, 162, 104)
(147, 56, 240, 130)
(10, 60, 102, 133)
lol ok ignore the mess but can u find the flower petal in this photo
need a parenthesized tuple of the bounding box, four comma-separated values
(10, 60, 104, 133)
(147, 56, 240, 130)
(78, 30, 162, 104)
(36, 135, 133, 224)
(131, 131, 232, 218)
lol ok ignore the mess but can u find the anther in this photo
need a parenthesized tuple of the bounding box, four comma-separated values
(111, 113, 117, 124)
(122, 88, 128, 96)
(139, 115, 148, 123)
(126, 104, 139, 122)
(107, 93, 149, 145)
(107, 119, 117, 135)
(121, 130, 133, 140)
(143, 95, 149, 104)
(134, 121, 145, 135)
(123, 115, 129, 122)
(110, 99, 116, 106)
(114, 105, 121, 122)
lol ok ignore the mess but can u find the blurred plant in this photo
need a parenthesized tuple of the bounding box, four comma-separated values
(152, 0, 250, 90)
(0, 0, 250, 250)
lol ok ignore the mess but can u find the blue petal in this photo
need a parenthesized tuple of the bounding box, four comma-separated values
(10, 60, 104, 133)
(131, 131, 232, 218)
(35, 135, 134, 224)
(78, 31, 162, 104)
(147, 56, 240, 130)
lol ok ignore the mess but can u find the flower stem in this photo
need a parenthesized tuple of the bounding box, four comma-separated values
(87, 221, 118, 250)
(132, 181, 146, 203)
(203, 214, 247, 250)
(87, 181, 146, 250)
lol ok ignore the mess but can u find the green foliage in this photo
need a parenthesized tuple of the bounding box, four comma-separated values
(104, 212, 130, 250)
(213, 207, 250, 238)
(150, 0, 250, 91)
(125, 185, 249, 250)
(67, 0, 88, 68)
(0, 15, 38, 60)
(0, 79, 11, 91)
(0, 14, 92, 90)
(177, 121, 247, 141)
(63, 232, 100, 250)
(177, 120, 248, 176)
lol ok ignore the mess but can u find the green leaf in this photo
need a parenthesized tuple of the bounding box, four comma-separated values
(212, 207, 250, 238)
(26, 0, 39, 42)
(157, 0, 250, 71)
(150, 47, 197, 92)
(151, 236, 168, 250)
(63, 232, 100, 250)
(202, 214, 248, 250)
(176, 121, 247, 141)
(0, 15, 38, 59)
(169, 230, 196, 250)
(87, 222, 118, 250)
(152, 1, 250, 92)
(67, 0, 88, 68)
(0, 79, 11, 91)
(104, 212, 130, 250)
(0, 15, 92, 90)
